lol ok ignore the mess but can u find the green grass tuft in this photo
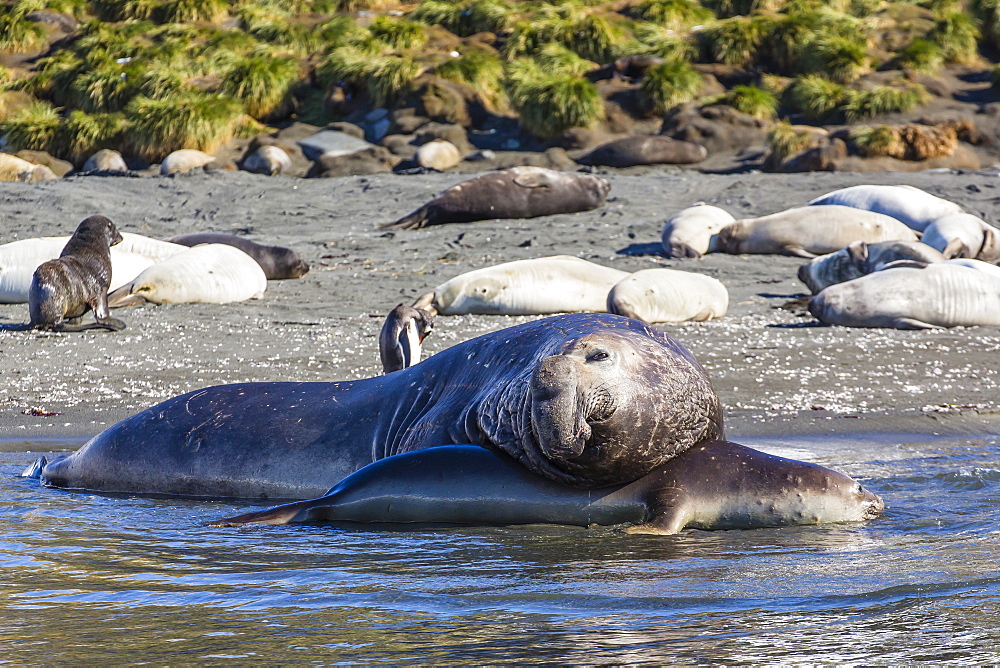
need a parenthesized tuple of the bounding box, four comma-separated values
(719, 84, 777, 120)
(123, 93, 246, 161)
(783, 74, 846, 121)
(766, 121, 816, 163)
(640, 59, 702, 113)
(926, 11, 980, 64)
(220, 51, 301, 120)
(368, 16, 427, 51)
(850, 124, 902, 158)
(155, 0, 227, 23)
(512, 71, 604, 138)
(91, 0, 159, 21)
(0, 10, 49, 53)
(841, 83, 929, 122)
(433, 50, 506, 107)
(797, 35, 869, 83)
(628, 0, 714, 30)
(61, 110, 127, 162)
(896, 38, 943, 74)
(534, 43, 595, 77)
(973, 0, 1000, 48)
(0, 99, 61, 153)
(631, 22, 698, 60)
(700, 15, 768, 68)
(319, 48, 423, 107)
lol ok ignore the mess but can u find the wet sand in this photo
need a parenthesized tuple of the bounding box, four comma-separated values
(1, 168, 999, 442)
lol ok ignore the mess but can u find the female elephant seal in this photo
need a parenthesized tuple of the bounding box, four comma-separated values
(806, 184, 962, 232)
(210, 442, 884, 535)
(106, 244, 267, 307)
(660, 203, 734, 259)
(606, 268, 728, 323)
(167, 233, 310, 279)
(383, 167, 611, 230)
(797, 240, 945, 294)
(718, 205, 918, 258)
(920, 213, 1000, 262)
(577, 136, 707, 168)
(39, 313, 724, 498)
(26, 215, 127, 332)
(809, 262, 1000, 329)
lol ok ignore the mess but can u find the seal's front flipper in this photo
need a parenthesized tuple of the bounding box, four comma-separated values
(52, 317, 126, 332)
(781, 246, 817, 259)
(106, 286, 147, 309)
(891, 317, 943, 330)
(624, 506, 686, 535)
(208, 499, 313, 527)
(21, 456, 47, 479)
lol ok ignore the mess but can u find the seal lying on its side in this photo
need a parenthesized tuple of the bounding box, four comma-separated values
(167, 233, 310, 280)
(577, 136, 707, 168)
(660, 203, 734, 259)
(718, 205, 918, 258)
(797, 240, 946, 294)
(920, 213, 1000, 262)
(606, 268, 729, 323)
(379, 303, 434, 373)
(809, 262, 1000, 329)
(806, 184, 962, 232)
(383, 167, 611, 230)
(209, 442, 884, 535)
(412, 255, 629, 316)
(27, 216, 127, 332)
(39, 313, 724, 498)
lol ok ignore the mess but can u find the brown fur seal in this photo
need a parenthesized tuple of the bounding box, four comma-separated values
(382, 167, 611, 230)
(167, 233, 309, 280)
(26, 216, 126, 332)
(578, 136, 708, 168)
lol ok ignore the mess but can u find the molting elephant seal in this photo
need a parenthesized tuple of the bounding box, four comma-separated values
(39, 313, 724, 498)
(660, 203, 734, 259)
(209, 442, 884, 535)
(806, 184, 962, 232)
(797, 240, 946, 294)
(167, 233, 310, 280)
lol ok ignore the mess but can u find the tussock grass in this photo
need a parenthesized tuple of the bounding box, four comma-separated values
(319, 48, 423, 106)
(504, 5, 627, 63)
(221, 51, 301, 119)
(926, 11, 980, 64)
(0, 99, 61, 153)
(700, 16, 768, 68)
(91, 0, 159, 21)
(410, 0, 512, 36)
(850, 124, 903, 158)
(66, 61, 144, 113)
(513, 72, 603, 137)
(0, 10, 49, 53)
(720, 84, 777, 120)
(841, 83, 929, 122)
(534, 43, 595, 77)
(369, 16, 427, 51)
(631, 22, 698, 60)
(433, 50, 506, 106)
(766, 121, 816, 164)
(784, 74, 846, 121)
(156, 0, 227, 24)
(61, 110, 127, 162)
(895, 38, 943, 73)
(640, 59, 702, 113)
(627, 0, 713, 30)
(973, 0, 1000, 48)
(798, 36, 869, 83)
(124, 93, 246, 161)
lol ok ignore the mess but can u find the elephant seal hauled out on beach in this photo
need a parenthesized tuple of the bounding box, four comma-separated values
(24, 216, 127, 332)
(210, 442, 884, 535)
(660, 203, 735, 259)
(168, 233, 310, 279)
(797, 240, 946, 294)
(806, 184, 962, 232)
(382, 167, 611, 230)
(39, 313, 724, 498)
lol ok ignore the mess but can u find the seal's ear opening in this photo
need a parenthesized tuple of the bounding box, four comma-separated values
(846, 241, 868, 267)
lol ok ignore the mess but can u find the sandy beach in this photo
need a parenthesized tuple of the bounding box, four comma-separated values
(2, 167, 999, 442)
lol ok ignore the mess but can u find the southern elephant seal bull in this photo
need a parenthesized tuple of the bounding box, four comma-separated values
(797, 240, 946, 294)
(577, 136, 707, 168)
(210, 442, 884, 535)
(24, 216, 126, 332)
(167, 233, 310, 279)
(0, 233, 187, 304)
(106, 244, 267, 307)
(379, 303, 434, 373)
(412, 255, 629, 316)
(806, 184, 962, 232)
(718, 205, 918, 258)
(606, 268, 728, 323)
(920, 213, 1000, 262)
(660, 203, 734, 259)
(382, 167, 610, 230)
(808, 262, 1000, 329)
(39, 313, 724, 497)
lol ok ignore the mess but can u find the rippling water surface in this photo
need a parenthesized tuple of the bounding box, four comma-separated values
(2, 433, 998, 663)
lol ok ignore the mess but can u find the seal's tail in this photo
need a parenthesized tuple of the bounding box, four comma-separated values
(379, 206, 430, 230)
(207, 499, 311, 527)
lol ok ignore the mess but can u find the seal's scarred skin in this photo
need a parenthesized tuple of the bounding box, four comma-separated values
(28, 215, 126, 333)
(382, 167, 611, 230)
(40, 313, 723, 499)
(209, 442, 885, 535)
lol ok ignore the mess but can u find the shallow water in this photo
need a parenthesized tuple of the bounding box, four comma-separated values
(2, 432, 998, 663)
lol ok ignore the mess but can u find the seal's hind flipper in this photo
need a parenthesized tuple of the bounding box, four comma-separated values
(0, 323, 34, 331)
(380, 206, 430, 230)
(52, 317, 125, 332)
(208, 499, 313, 527)
(21, 456, 47, 479)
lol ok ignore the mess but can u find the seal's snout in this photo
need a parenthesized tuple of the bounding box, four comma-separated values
(862, 486, 885, 519)
(797, 263, 814, 292)
(531, 354, 589, 461)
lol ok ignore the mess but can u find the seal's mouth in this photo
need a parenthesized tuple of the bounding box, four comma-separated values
(862, 488, 885, 519)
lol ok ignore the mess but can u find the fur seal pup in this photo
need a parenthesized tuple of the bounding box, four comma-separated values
(412, 255, 629, 316)
(578, 136, 707, 168)
(25, 216, 126, 332)
(39, 313, 724, 498)
(209, 442, 884, 535)
(806, 184, 962, 232)
(797, 240, 946, 294)
(718, 205, 918, 258)
(606, 268, 728, 323)
(167, 233, 310, 280)
(379, 304, 434, 373)
(660, 203, 735, 259)
(106, 244, 267, 307)
(383, 167, 611, 230)
(920, 213, 1000, 262)
(808, 262, 1000, 329)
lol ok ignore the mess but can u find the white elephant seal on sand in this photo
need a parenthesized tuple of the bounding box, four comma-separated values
(797, 240, 946, 294)
(210, 442, 883, 535)
(920, 213, 1000, 262)
(660, 203, 734, 259)
(106, 244, 267, 307)
(379, 303, 434, 373)
(412, 255, 629, 316)
(383, 167, 611, 229)
(806, 184, 962, 232)
(718, 205, 918, 258)
(160, 149, 215, 175)
(82, 149, 129, 173)
(38, 313, 725, 497)
(809, 262, 1000, 329)
(416, 140, 462, 171)
(24, 216, 126, 332)
(607, 268, 728, 323)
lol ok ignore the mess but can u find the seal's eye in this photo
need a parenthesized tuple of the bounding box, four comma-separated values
(587, 351, 610, 362)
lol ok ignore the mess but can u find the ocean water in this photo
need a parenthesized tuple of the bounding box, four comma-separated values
(1, 432, 998, 663)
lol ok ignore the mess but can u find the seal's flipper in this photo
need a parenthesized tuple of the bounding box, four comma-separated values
(207, 499, 313, 527)
(381, 206, 430, 230)
(52, 317, 126, 332)
(0, 323, 33, 331)
(106, 286, 146, 308)
(512, 170, 555, 188)
(781, 246, 817, 259)
(891, 317, 943, 330)
(21, 456, 47, 478)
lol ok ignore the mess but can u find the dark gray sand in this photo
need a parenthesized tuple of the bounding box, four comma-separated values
(2, 168, 999, 442)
